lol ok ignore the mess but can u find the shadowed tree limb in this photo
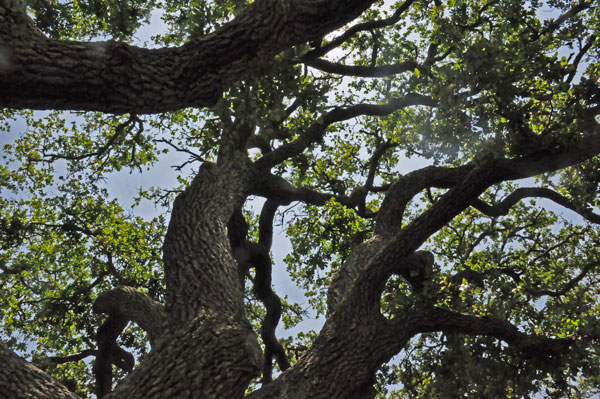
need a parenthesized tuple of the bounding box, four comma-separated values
(0, 340, 81, 399)
(302, 56, 417, 77)
(93, 286, 166, 346)
(408, 308, 573, 361)
(0, 0, 383, 114)
(48, 349, 97, 365)
(46, 348, 133, 374)
(472, 187, 600, 224)
(538, 0, 592, 39)
(526, 259, 600, 298)
(307, 0, 418, 57)
(93, 313, 130, 398)
(255, 200, 291, 383)
(354, 129, 600, 313)
(227, 200, 290, 383)
(92, 287, 164, 396)
(375, 165, 473, 235)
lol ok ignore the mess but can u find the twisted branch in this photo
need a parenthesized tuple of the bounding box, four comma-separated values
(228, 201, 290, 383)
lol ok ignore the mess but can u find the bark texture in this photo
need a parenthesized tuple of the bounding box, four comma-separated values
(0, 0, 377, 113)
(0, 341, 80, 399)
(1, 0, 599, 397)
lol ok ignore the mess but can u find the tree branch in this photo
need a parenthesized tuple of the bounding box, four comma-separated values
(527, 259, 600, 298)
(48, 349, 97, 365)
(93, 312, 130, 398)
(0, 340, 81, 399)
(0, 0, 381, 114)
(93, 286, 166, 346)
(538, 0, 592, 38)
(228, 201, 291, 383)
(308, 0, 417, 57)
(358, 129, 600, 305)
(254, 200, 290, 383)
(409, 307, 573, 361)
(302, 55, 417, 77)
(375, 165, 473, 235)
(472, 187, 600, 224)
(255, 93, 436, 169)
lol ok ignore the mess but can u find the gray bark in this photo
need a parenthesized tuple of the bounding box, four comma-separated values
(0, 0, 377, 114)
(0, 341, 80, 399)
(0, 0, 599, 397)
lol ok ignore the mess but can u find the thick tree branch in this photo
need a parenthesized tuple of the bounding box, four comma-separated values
(0, 0, 381, 114)
(93, 286, 167, 346)
(0, 341, 81, 399)
(472, 187, 600, 224)
(409, 308, 573, 361)
(375, 165, 473, 235)
(102, 157, 263, 399)
(359, 128, 600, 307)
(162, 159, 252, 321)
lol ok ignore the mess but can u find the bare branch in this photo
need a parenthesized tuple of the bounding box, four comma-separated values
(472, 187, 600, 224)
(302, 55, 417, 77)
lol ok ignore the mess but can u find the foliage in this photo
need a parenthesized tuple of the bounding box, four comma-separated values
(1, 0, 600, 397)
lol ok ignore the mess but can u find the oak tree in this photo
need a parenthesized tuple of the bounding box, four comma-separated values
(1, 0, 600, 397)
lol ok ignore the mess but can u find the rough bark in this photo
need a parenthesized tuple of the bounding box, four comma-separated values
(99, 159, 264, 399)
(0, 341, 80, 399)
(93, 286, 166, 346)
(0, 0, 378, 114)
(0, 0, 599, 396)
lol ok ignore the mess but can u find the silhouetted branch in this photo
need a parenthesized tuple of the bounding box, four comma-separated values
(303, 56, 417, 77)
(472, 187, 600, 224)
(410, 307, 573, 361)
(308, 0, 417, 57)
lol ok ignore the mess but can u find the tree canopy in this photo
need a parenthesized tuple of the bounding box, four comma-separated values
(1, 0, 599, 398)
